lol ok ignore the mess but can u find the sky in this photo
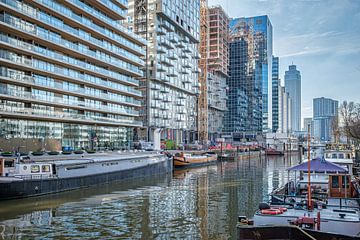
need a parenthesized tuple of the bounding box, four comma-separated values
(209, 0, 360, 126)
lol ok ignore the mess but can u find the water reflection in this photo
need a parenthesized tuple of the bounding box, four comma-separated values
(0, 155, 299, 239)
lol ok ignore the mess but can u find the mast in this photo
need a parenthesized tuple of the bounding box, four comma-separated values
(307, 123, 312, 210)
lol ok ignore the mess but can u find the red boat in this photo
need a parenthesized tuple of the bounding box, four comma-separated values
(265, 148, 284, 156)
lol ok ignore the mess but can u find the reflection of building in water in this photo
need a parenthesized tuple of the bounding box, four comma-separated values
(1, 209, 53, 237)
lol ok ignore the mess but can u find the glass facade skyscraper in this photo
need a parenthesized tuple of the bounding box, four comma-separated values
(272, 56, 280, 133)
(225, 15, 273, 138)
(313, 97, 338, 142)
(284, 65, 301, 132)
(0, 0, 146, 151)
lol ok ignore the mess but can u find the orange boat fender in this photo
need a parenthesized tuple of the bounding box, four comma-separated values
(260, 209, 283, 215)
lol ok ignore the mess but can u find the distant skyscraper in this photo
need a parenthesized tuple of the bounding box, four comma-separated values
(225, 15, 273, 138)
(272, 56, 280, 133)
(303, 117, 314, 136)
(279, 86, 292, 134)
(285, 65, 301, 132)
(313, 97, 338, 142)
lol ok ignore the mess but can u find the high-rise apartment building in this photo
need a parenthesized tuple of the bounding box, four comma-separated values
(313, 97, 338, 142)
(272, 56, 280, 133)
(207, 6, 228, 141)
(0, 0, 146, 151)
(128, 0, 200, 144)
(285, 64, 301, 132)
(225, 15, 273, 139)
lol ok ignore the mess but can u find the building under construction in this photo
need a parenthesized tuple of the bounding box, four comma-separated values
(128, 0, 201, 144)
(207, 6, 229, 141)
(198, 5, 229, 142)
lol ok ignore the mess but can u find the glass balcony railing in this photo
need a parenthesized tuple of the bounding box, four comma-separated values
(0, 47, 142, 96)
(0, 87, 140, 116)
(0, 104, 143, 126)
(0, 33, 143, 88)
(1, 0, 145, 64)
(0, 70, 141, 106)
(36, 0, 146, 50)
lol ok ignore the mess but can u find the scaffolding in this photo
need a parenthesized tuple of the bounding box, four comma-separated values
(198, 0, 209, 143)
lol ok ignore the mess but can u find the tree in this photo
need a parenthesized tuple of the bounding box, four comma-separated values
(340, 101, 360, 142)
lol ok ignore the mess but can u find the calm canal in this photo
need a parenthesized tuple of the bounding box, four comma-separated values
(0, 155, 300, 239)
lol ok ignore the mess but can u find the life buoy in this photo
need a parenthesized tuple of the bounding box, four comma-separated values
(272, 207, 287, 212)
(260, 208, 283, 215)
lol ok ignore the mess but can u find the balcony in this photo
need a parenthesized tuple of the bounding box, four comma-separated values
(163, 96, 171, 102)
(184, 47, 192, 53)
(193, 53, 201, 59)
(168, 52, 178, 60)
(157, 27, 166, 36)
(176, 41, 185, 48)
(156, 64, 166, 72)
(180, 52, 189, 59)
(179, 68, 190, 75)
(160, 87, 170, 93)
(167, 69, 178, 77)
(157, 46, 166, 54)
(150, 83, 160, 90)
(183, 62, 192, 69)
(0, 104, 143, 127)
(0, 87, 139, 116)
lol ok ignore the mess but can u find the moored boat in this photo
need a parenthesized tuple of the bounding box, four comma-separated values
(265, 148, 284, 156)
(0, 152, 172, 200)
(173, 152, 217, 168)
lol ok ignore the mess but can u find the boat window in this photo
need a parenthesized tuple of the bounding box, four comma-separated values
(331, 154, 337, 159)
(42, 165, 50, 172)
(4, 160, 14, 168)
(23, 166, 27, 171)
(66, 165, 86, 170)
(341, 176, 350, 188)
(347, 154, 351, 159)
(31, 165, 40, 173)
(331, 176, 339, 188)
(326, 153, 331, 158)
(338, 153, 344, 159)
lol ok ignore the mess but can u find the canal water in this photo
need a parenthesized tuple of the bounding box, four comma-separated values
(0, 154, 300, 239)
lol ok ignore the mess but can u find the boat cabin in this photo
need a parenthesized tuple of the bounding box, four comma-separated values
(324, 150, 354, 175)
(328, 174, 353, 198)
(0, 158, 15, 177)
(17, 163, 53, 179)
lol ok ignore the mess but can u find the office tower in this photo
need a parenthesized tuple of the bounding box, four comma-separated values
(0, 0, 146, 151)
(128, 0, 200, 144)
(313, 97, 338, 142)
(207, 6, 229, 141)
(278, 86, 292, 134)
(303, 117, 314, 136)
(272, 56, 280, 133)
(284, 64, 301, 132)
(226, 15, 273, 139)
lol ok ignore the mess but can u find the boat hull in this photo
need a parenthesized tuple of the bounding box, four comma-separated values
(0, 157, 172, 200)
(173, 155, 217, 169)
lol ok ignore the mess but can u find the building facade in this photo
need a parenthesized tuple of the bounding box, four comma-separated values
(278, 86, 292, 134)
(313, 97, 338, 142)
(303, 117, 314, 137)
(128, 0, 200, 144)
(0, 0, 146, 151)
(225, 15, 273, 139)
(272, 56, 280, 133)
(207, 6, 228, 141)
(284, 64, 301, 132)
